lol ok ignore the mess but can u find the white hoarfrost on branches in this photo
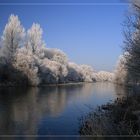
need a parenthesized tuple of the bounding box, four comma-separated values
(66, 62, 83, 82)
(95, 71, 114, 82)
(114, 54, 128, 85)
(51, 49, 68, 65)
(27, 23, 45, 56)
(39, 58, 68, 84)
(14, 48, 40, 86)
(42, 48, 68, 64)
(0, 14, 115, 86)
(80, 65, 95, 82)
(1, 15, 25, 63)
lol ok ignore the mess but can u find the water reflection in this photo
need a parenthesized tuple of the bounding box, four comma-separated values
(0, 83, 127, 135)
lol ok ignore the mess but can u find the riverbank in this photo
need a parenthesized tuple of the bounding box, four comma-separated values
(79, 92, 140, 135)
(0, 81, 98, 87)
(39, 82, 93, 87)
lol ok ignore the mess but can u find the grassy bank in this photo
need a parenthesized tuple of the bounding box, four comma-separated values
(79, 92, 140, 135)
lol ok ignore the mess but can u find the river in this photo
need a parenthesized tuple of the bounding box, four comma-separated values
(0, 82, 127, 135)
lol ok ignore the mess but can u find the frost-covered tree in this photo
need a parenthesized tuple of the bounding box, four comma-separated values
(37, 48, 69, 84)
(80, 65, 95, 82)
(66, 62, 83, 82)
(122, 1, 140, 84)
(14, 47, 39, 86)
(114, 54, 128, 85)
(95, 71, 114, 82)
(42, 48, 68, 64)
(39, 58, 68, 84)
(27, 23, 45, 56)
(1, 14, 25, 63)
(51, 49, 68, 65)
(0, 14, 116, 86)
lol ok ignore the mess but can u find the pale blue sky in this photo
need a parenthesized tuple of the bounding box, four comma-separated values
(0, 0, 129, 71)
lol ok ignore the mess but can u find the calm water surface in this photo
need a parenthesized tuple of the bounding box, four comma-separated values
(0, 83, 127, 135)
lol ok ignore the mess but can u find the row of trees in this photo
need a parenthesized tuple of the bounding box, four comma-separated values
(0, 15, 114, 86)
(115, 0, 140, 86)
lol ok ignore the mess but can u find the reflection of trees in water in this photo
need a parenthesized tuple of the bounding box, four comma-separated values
(0, 84, 95, 135)
(87, 82, 116, 96)
(0, 83, 127, 135)
(0, 88, 39, 135)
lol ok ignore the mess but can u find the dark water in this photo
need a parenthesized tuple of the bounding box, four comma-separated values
(0, 83, 127, 135)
